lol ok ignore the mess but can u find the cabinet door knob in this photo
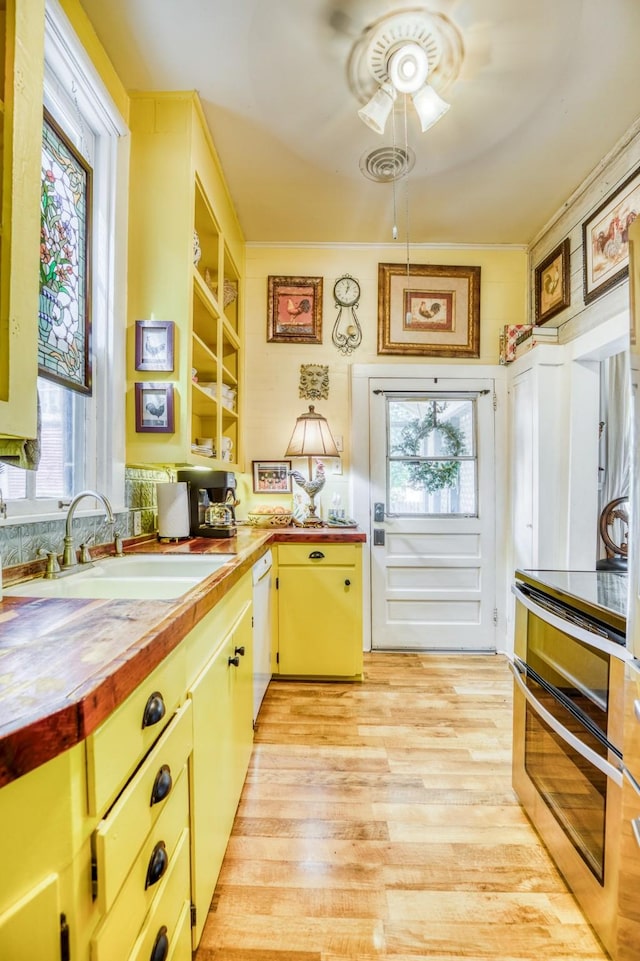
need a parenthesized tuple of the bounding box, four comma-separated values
(145, 841, 168, 889)
(344, 579, 351, 586)
(235, 645, 245, 657)
(142, 691, 166, 729)
(309, 550, 325, 560)
(149, 925, 169, 961)
(150, 764, 172, 806)
(228, 655, 240, 667)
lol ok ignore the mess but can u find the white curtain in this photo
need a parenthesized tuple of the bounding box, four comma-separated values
(600, 350, 631, 506)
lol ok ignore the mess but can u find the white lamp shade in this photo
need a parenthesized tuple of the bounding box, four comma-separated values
(411, 83, 450, 132)
(388, 42, 429, 94)
(357, 82, 396, 135)
(284, 405, 339, 458)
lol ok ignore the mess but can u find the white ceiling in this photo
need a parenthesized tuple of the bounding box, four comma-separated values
(78, 0, 640, 246)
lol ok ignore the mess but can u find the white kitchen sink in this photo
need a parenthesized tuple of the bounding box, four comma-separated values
(4, 553, 236, 601)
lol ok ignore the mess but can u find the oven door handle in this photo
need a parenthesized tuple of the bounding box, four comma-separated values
(512, 584, 628, 660)
(507, 657, 623, 787)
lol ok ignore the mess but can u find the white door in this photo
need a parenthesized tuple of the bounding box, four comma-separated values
(369, 377, 496, 651)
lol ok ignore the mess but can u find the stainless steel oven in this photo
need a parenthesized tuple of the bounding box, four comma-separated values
(511, 571, 628, 957)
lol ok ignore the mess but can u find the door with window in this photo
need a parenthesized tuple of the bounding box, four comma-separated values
(369, 378, 496, 651)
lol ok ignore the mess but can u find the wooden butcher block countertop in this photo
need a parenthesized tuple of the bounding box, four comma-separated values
(0, 526, 365, 786)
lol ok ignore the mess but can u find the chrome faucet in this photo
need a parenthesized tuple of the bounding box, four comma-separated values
(61, 490, 115, 570)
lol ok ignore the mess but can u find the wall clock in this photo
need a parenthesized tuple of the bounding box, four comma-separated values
(332, 274, 362, 354)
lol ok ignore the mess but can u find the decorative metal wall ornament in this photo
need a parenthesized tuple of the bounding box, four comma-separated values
(332, 274, 362, 354)
(299, 364, 329, 400)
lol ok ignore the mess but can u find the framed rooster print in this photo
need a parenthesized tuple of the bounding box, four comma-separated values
(135, 320, 174, 371)
(377, 263, 481, 357)
(135, 383, 174, 433)
(534, 239, 570, 324)
(267, 275, 323, 344)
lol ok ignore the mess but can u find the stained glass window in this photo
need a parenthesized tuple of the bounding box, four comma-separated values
(39, 111, 92, 394)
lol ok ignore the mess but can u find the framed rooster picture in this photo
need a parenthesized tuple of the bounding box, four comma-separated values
(135, 320, 175, 371)
(267, 275, 323, 343)
(135, 383, 174, 432)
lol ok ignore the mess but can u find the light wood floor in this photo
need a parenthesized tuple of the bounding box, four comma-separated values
(195, 653, 609, 961)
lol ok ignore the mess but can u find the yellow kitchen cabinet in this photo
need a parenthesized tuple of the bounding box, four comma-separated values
(0, 0, 45, 439)
(275, 543, 363, 679)
(0, 743, 83, 961)
(126, 91, 244, 469)
(0, 874, 62, 960)
(187, 589, 253, 947)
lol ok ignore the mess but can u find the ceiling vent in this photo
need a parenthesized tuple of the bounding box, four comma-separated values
(359, 145, 415, 183)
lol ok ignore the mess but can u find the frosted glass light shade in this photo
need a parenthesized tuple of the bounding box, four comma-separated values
(284, 405, 339, 458)
(357, 82, 396, 135)
(411, 83, 450, 132)
(388, 42, 429, 94)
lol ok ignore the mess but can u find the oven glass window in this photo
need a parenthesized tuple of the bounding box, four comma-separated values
(525, 702, 607, 882)
(526, 611, 610, 738)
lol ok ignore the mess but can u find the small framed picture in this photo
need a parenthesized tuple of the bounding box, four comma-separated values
(534, 239, 571, 324)
(135, 320, 175, 371)
(135, 382, 175, 433)
(267, 275, 323, 344)
(252, 460, 292, 493)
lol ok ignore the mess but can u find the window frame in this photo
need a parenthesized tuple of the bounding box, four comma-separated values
(1, 0, 128, 521)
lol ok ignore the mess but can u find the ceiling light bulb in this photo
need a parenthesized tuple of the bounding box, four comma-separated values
(411, 83, 450, 132)
(357, 82, 397, 135)
(388, 42, 429, 94)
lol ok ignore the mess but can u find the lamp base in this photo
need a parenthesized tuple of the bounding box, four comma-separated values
(302, 512, 325, 528)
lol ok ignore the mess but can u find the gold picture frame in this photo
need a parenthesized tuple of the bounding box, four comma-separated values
(534, 239, 571, 325)
(267, 275, 323, 344)
(377, 263, 481, 357)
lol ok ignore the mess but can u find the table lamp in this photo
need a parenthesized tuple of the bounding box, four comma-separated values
(284, 405, 339, 526)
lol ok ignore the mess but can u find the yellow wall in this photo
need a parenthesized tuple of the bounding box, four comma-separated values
(239, 243, 527, 515)
(58, 0, 129, 124)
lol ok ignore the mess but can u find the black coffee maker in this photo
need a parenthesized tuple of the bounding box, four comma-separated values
(177, 468, 238, 538)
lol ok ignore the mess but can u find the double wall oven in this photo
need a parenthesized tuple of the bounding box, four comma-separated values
(511, 569, 629, 957)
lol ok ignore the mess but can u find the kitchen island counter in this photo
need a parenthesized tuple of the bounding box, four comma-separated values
(0, 526, 365, 786)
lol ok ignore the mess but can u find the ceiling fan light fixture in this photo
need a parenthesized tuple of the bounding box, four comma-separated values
(357, 81, 396, 135)
(388, 42, 429, 94)
(411, 82, 450, 132)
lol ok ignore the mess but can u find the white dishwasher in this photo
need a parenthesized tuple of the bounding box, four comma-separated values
(252, 549, 273, 724)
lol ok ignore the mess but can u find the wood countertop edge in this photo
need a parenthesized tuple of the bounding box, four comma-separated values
(0, 527, 365, 787)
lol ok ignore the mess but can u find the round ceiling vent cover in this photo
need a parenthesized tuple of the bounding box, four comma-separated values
(359, 145, 415, 182)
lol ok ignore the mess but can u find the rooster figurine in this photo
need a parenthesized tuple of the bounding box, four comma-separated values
(289, 460, 326, 526)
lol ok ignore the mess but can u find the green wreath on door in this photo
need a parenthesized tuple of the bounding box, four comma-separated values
(391, 403, 466, 494)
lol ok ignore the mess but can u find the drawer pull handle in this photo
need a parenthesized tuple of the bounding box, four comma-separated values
(345, 579, 351, 586)
(150, 925, 169, 961)
(228, 655, 240, 667)
(150, 764, 172, 806)
(309, 550, 325, 560)
(235, 645, 245, 657)
(145, 840, 168, 889)
(142, 691, 166, 729)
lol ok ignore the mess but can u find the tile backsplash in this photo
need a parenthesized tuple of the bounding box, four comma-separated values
(0, 467, 163, 568)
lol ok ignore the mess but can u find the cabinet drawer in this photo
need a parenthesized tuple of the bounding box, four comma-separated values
(86, 645, 186, 816)
(127, 829, 191, 961)
(277, 544, 359, 567)
(94, 700, 193, 914)
(90, 773, 189, 961)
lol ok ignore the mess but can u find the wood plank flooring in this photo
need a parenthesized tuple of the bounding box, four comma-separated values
(195, 653, 609, 961)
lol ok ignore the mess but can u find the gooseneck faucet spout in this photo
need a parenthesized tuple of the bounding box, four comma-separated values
(61, 490, 115, 570)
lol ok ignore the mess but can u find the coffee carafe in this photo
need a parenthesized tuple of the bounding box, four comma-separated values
(177, 468, 238, 538)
